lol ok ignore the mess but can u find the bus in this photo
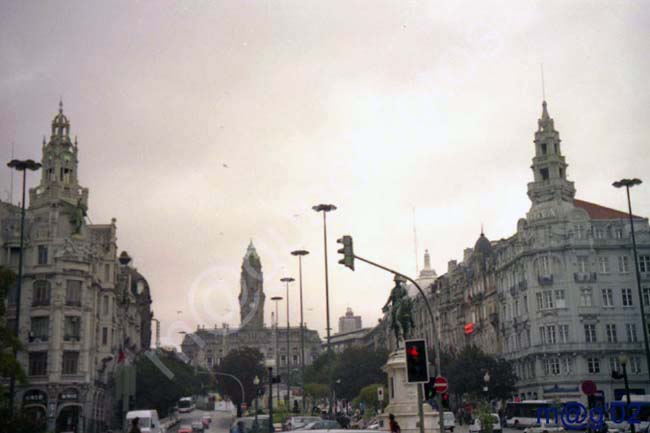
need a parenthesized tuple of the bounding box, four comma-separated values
(505, 400, 556, 428)
(178, 396, 195, 413)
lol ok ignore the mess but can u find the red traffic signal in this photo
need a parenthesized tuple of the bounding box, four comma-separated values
(404, 339, 429, 384)
(464, 323, 474, 335)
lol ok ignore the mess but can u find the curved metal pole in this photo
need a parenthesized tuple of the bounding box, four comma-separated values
(213, 371, 245, 412)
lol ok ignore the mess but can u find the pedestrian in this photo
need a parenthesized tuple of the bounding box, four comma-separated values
(128, 417, 141, 433)
(389, 413, 401, 433)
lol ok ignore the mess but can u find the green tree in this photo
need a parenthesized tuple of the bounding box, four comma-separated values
(214, 347, 266, 407)
(352, 384, 385, 416)
(304, 383, 328, 400)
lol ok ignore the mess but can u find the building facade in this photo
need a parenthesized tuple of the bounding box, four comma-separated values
(338, 307, 363, 334)
(1, 102, 153, 433)
(181, 242, 322, 385)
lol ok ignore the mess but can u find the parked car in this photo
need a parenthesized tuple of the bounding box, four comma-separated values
(202, 415, 212, 428)
(288, 416, 322, 430)
(231, 415, 273, 433)
(469, 413, 502, 433)
(178, 425, 193, 433)
(444, 411, 456, 432)
(192, 420, 205, 432)
(298, 420, 341, 430)
(125, 409, 164, 433)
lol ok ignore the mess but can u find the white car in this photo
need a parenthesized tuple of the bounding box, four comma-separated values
(125, 409, 164, 433)
(469, 413, 502, 433)
(444, 411, 456, 432)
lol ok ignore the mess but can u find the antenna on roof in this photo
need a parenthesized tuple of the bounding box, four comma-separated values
(540, 63, 546, 101)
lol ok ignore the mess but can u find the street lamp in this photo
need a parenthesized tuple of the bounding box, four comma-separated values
(271, 296, 283, 404)
(253, 375, 261, 433)
(483, 371, 490, 401)
(613, 178, 650, 381)
(291, 249, 309, 413)
(333, 378, 341, 415)
(312, 203, 337, 415)
(281, 277, 295, 408)
(6, 158, 41, 416)
(616, 355, 636, 433)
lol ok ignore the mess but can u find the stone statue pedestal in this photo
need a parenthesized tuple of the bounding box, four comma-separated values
(381, 349, 440, 433)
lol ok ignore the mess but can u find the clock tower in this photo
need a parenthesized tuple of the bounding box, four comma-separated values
(239, 241, 265, 329)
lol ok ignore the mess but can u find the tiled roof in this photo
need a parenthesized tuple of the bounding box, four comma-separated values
(574, 199, 643, 220)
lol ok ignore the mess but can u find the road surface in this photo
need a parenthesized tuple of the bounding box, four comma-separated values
(168, 409, 234, 433)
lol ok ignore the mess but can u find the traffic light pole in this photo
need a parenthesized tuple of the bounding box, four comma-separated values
(417, 384, 425, 433)
(352, 254, 445, 433)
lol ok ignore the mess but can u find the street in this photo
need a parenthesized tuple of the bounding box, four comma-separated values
(167, 410, 234, 433)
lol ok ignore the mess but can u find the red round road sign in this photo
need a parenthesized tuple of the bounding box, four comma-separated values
(581, 380, 597, 395)
(434, 376, 448, 393)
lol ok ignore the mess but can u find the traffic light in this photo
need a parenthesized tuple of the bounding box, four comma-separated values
(423, 377, 437, 401)
(271, 375, 282, 384)
(404, 339, 429, 383)
(337, 235, 354, 270)
(441, 392, 450, 409)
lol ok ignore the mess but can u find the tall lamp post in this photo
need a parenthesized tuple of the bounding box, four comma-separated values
(614, 355, 636, 433)
(6, 158, 41, 416)
(281, 277, 295, 408)
(291, 249, 309, 413)
(253, 375, 260, 433)
(312, 203, 337, 415)
(271, 296, 283, 404)
(613, 178, 650, 381)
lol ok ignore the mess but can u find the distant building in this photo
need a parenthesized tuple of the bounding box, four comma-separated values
(338, 307, 362, 334)
(0, 102, 153, 433)
(181, 243, 322, 382)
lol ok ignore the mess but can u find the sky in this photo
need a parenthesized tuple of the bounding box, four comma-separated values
(1, 0, 649, 348)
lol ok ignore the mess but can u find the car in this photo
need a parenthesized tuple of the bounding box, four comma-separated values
(298, 420, 341, 430)
(192, 420, 205, 432)
(288, 416, 322, 430)
(231, 415, 273, 433)
(178, 425, 193, 433)
(125, 409, 164, 433)
(469, 413, 502, 433)
(444, 411, 456, 432)
(202, 415, 212, 428)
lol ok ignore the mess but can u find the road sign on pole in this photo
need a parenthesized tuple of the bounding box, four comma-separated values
(581, 380, 597, 396)
(434, 376, 448, 394)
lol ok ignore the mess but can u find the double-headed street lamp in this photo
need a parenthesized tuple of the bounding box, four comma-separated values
(281, 277, 295, 407)
(312, 203, 336, 415)
(613, 178, 650, 381)
(613, 355, 636, 433)
(271, 296, 283, 404)
(291, 249, 309, 413)
(7, 158, 42, 416)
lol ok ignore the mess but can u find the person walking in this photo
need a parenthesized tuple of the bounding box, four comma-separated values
(389, 414, 401, 433)
(128, 417, 141, 433)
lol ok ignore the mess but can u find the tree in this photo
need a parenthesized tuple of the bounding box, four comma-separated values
(214, 347, 266, 407)
(304, 383, 328, 400)
(353, 384, 384, 416)
(0, 267, 25, 391)
(434, 345, 516, 402)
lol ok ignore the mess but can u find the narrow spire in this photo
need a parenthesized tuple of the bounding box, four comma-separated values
(59, 97, 63, 114)
(480, 223, 484, 236)
(541, 100, 550, 120)
(540, 63, 546, 102)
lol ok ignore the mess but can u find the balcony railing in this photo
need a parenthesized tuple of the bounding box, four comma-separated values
(65, 300, 82, 307)
(574, 272, 597, 283)
(63, 335, 81, 342)
(32, 299, 51, 307)
(538, 275, 554, 286)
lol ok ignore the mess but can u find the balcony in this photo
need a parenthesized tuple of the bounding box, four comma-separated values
(63, 335, 81, 342)
(538, 275, 554, 286)
(574, 272, 597, 283)
(65, 300, 82, 307)
(32, 299, 51, 307)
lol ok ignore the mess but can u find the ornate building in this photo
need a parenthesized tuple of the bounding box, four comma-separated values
(1, 102, 153, 433)
(181, 243, 322, 394)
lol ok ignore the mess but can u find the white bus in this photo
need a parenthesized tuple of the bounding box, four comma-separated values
(506, 400, 555, 428)
(178, 396, 195, 413)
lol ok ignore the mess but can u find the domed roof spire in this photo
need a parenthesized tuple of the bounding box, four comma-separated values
(51, 99, 71, 141)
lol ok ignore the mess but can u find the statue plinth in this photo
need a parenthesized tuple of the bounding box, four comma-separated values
(380, 349, 440, 433)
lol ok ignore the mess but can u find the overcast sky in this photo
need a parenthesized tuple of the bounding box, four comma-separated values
(1, 1, 649, 348)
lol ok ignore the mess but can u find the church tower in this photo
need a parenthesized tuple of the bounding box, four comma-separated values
(526, 101, 576, 208)
(30, 100, 89, 210)
(239, 241, 265, 329)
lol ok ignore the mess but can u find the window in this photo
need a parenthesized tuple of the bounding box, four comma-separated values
(62, 351, 79, 375)
(550, 358, 560, 375)
(559, 325, 569, 343)
(64, 316, 81, 341)
(32, 280, 51, 306)
(631, 357, 642, 374)
(514, 298, 520, 317)
(541, 143, 547, 155)
(540, 168, 549, 181)
(584, 324, 597, 343)
(587, 357, 600, 374)
(540, 256, 551, 275)
(577, 256, 588, 273)
(523, 295, 528, 313)
(615, 228, 623, 239)
(622, 288, 633, 306)
(581, 288, 593, 306)
(575, 225, 585, 240)
(602, 289, 614, 307)
(293, 355, 298, 365)
(102, 295, 109, 316)
(626, 323, 638, 342)
(640, 255, 650, 273)
(536, 293, 543, 311)
(29, 352, 47, 376)
(644, 287, 650, 307)
(555, 290, 566, 308)
(610, 357, 621, 373)
(280, 355, 286, 366)
(606, 324, 617, 343)
(594, 228, 604, 239)
(31, 317, 49, 342)
(66, 280, 82, 306)
(547, 326, 557, 344)
(564, 358, 572, 375)
(618, 256, 630, 273)
(543, 291, 554, 309)
(104, 264, 111, 283)
(540, 327, 546, 345)
(37, 245, 48, 265)
(101, 327, 108, 345)
(599, 257, 610, 273)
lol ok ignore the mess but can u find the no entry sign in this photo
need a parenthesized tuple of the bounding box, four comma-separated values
(434, 376, 448, 394)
